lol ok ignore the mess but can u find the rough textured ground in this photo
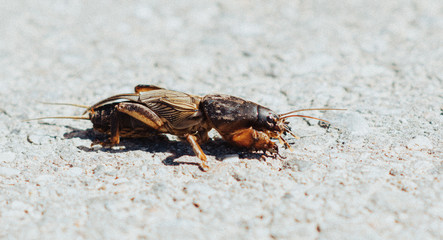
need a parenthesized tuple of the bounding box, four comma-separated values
(0, 0, 442, 239)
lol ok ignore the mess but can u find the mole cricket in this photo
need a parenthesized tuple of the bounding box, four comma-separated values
(31, 84, 344, 171)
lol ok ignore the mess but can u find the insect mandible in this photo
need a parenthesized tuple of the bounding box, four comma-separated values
(31, 84, 344, 171)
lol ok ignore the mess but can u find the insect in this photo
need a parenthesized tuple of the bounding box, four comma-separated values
(31, 84, 344, 171)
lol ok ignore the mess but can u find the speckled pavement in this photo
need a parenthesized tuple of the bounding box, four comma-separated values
(0, 1, 442, 239)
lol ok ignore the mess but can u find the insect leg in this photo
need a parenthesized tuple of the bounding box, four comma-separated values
(221, 127, 278, 153)
(115, 102, 166, 131)
(109, 110, 121, 144)
(93, 102, 166, 147)
(92, 105, 122, 147)
(185, 134, 209, 171)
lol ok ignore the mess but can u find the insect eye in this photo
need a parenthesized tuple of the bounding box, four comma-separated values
(266, 116, 276, 124)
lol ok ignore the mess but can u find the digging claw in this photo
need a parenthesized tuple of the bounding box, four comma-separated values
(91, 139, 117, 148)
(199, 162, 210, 172)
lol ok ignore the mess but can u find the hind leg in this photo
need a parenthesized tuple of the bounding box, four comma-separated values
(93, 102, 166, 147)
(115, 102, 166, 131)
(185, 134, 209, 171)
(92, 108, 122, 147)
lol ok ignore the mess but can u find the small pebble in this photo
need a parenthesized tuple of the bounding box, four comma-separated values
(114, 177, 129, 185)
(111, 145, 126, 150)
(91, 144, 102, 151)
(35, 175, 56, 185)
(65, 167, 84, 177)
(0, 167, 20, 177)
(231, 169, 247, 181)
(413, 160, 436, 174)
(407, 136, 433, 150)
(283, 159, 313, 171)
(105, 170, 118, 176)
(27, 134, 52, 145)
(10, 201, 32, 210)
(183, 183, 216, 196)
(93, 165, 105, 175)
(333, 112, 369, 135)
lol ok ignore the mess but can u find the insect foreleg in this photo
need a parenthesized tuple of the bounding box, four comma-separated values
(222, 127, 278, 154)
(185, 134, 209, 171)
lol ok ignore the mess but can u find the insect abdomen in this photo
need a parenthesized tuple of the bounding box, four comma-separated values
(90, 103, 159, 138)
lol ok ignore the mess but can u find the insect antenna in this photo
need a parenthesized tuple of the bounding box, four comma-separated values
(279, 109, 345, 140)
(279, 108, 346, 117)
(84, 93, 139, 114)
(24, 116, 90, 122)
(37, 102, 90, 109)
(280, 114, 330, 123)
(24, 101, 92, 121)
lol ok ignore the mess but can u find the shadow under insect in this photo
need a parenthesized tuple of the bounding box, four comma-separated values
(63, 127, 263, 167)
(31, 84, 343, 171)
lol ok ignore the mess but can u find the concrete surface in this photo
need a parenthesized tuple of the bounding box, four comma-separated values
(0, 0, 442, 239)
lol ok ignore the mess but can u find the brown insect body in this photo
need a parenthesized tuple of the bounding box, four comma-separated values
(35, 84, 343, 171)
(201, 94, 281, 153)
(201, 94, 267, 133)
(89, 103, 160, 138)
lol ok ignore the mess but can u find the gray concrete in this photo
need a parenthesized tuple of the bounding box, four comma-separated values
(0, 0, 442, 239)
